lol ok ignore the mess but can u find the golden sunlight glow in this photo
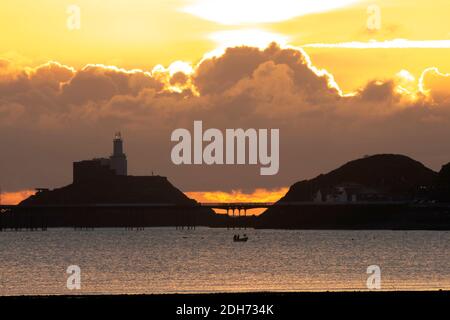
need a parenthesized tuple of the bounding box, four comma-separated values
(151, 61, 193, 77)
(83, 63, 151, 76)
(151, 61, 196, 93)
(186, 188, 288, 203)
(167, 61, 194, 76)
(397, 69, 416, 83)
(183, 0, 360, 25)
(395, 69, 417, 96)
(303, 39, 450, 49)
(1, 190, 36, 205)
(2, 0, 450, 93)
(186, 188, 289, 215)
(418, 67, 450, 96)
(209, 29, 289, 50)
(286, 45, 352, 97)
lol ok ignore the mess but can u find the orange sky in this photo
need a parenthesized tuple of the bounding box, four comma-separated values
(1, 0, 450, 91)
(3, 188, 288, 209)
(1, 0, 450, 203)
(1, 190, 36, 205)
(186, 188, 288, 214)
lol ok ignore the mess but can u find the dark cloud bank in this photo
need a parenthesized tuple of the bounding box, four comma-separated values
(1, 43, 450, 192)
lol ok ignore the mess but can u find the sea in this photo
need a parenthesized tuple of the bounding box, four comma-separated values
(0, 228, 449, 295)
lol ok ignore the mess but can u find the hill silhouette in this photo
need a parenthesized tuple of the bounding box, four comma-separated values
(434, 162, 450, 202)
(280, 154, 436, 203)
(5, 154, 450, 230)
(258, 154, 449, 229)
(20, 175, 195, 206)
(17, 175, 216, 228)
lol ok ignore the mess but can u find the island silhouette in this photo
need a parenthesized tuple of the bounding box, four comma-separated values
(4, 134, 216, 228)
(260, 154, 450, 229)
(1, 136, 450, 230)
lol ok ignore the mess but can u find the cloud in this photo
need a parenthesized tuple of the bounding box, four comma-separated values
(194, 43, 342, 100)
(419, 67, 450, 104)
(357, 80, 397, 102)
(61, 64, 164, 105)
(1, 43, 450, 194)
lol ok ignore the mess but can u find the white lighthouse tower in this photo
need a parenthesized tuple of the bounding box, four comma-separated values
(110, 132, 127, 175)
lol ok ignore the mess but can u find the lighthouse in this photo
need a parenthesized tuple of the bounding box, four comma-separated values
(110, 132, 127, 175)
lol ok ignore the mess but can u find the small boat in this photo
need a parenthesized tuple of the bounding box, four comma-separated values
(233, 234, 248, 242)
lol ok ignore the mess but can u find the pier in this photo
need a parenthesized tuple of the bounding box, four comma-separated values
(1, 201, 449, 231)
(0, 202, 275, 230)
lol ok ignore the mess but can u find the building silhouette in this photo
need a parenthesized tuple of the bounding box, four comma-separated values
(73, 132, 127, 183)
(110, 132, 127, 176)
(11, 132, 217, 228)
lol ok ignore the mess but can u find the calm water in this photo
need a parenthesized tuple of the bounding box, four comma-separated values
(0, 228, 449, 295)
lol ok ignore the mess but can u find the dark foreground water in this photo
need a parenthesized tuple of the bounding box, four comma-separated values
(0, 228, 449, 295)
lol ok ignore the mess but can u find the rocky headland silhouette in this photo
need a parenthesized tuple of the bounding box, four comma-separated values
(3, 149, 450, 229)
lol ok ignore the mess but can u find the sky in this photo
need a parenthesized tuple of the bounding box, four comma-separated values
(1, 0, 450, 204)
